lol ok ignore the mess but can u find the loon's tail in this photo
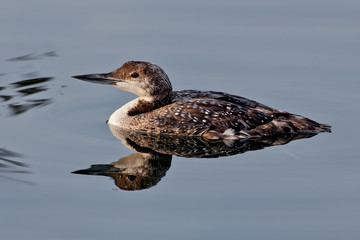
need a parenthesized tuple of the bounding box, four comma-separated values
(287, 114, 331, 133)
(248, 112, 331, 137)
(202, 112, 330, 144)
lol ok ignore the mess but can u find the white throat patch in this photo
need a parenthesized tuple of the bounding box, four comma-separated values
(114, 81, 148, 97)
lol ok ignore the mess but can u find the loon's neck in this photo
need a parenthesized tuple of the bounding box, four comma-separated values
(107, 95, 172, 126)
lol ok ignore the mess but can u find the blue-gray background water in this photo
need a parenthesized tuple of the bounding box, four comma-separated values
(1, 0, 359, 239)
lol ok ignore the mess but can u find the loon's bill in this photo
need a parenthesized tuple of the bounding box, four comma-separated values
(73, 73, 120, 85)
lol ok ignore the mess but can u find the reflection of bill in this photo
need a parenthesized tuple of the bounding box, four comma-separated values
(73, 125, 320, 191)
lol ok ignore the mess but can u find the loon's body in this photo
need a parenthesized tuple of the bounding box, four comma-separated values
(73, 61, 330, 140)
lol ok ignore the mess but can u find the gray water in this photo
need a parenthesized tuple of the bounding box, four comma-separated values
(1, 0, 360, 239)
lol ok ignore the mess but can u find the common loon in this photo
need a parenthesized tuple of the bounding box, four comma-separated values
(72, 61, 331, 140)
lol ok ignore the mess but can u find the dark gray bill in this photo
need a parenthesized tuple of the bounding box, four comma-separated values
(72, 73, 120, 85)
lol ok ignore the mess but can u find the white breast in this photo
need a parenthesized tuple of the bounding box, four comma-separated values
(107, 99, 137, 127)
(107, 97, 154, 127)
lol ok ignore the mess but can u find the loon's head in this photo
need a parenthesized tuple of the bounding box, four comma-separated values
(72, 61, 173, 99)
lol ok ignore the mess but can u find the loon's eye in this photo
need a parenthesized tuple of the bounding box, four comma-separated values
(130, 72, 139, 78)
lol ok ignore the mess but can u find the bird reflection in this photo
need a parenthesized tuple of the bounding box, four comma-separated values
(73, 125, 318, 191)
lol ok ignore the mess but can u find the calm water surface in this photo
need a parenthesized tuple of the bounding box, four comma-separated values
(1, 0, 359, 239)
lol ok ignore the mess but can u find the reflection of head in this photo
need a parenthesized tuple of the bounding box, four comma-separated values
(108, 153, 171, 191)
(73, 153, 172, 191)
(108, 173, 155, 191)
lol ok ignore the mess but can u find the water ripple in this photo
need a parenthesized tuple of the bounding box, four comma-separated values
(1, 52, 58, 117)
